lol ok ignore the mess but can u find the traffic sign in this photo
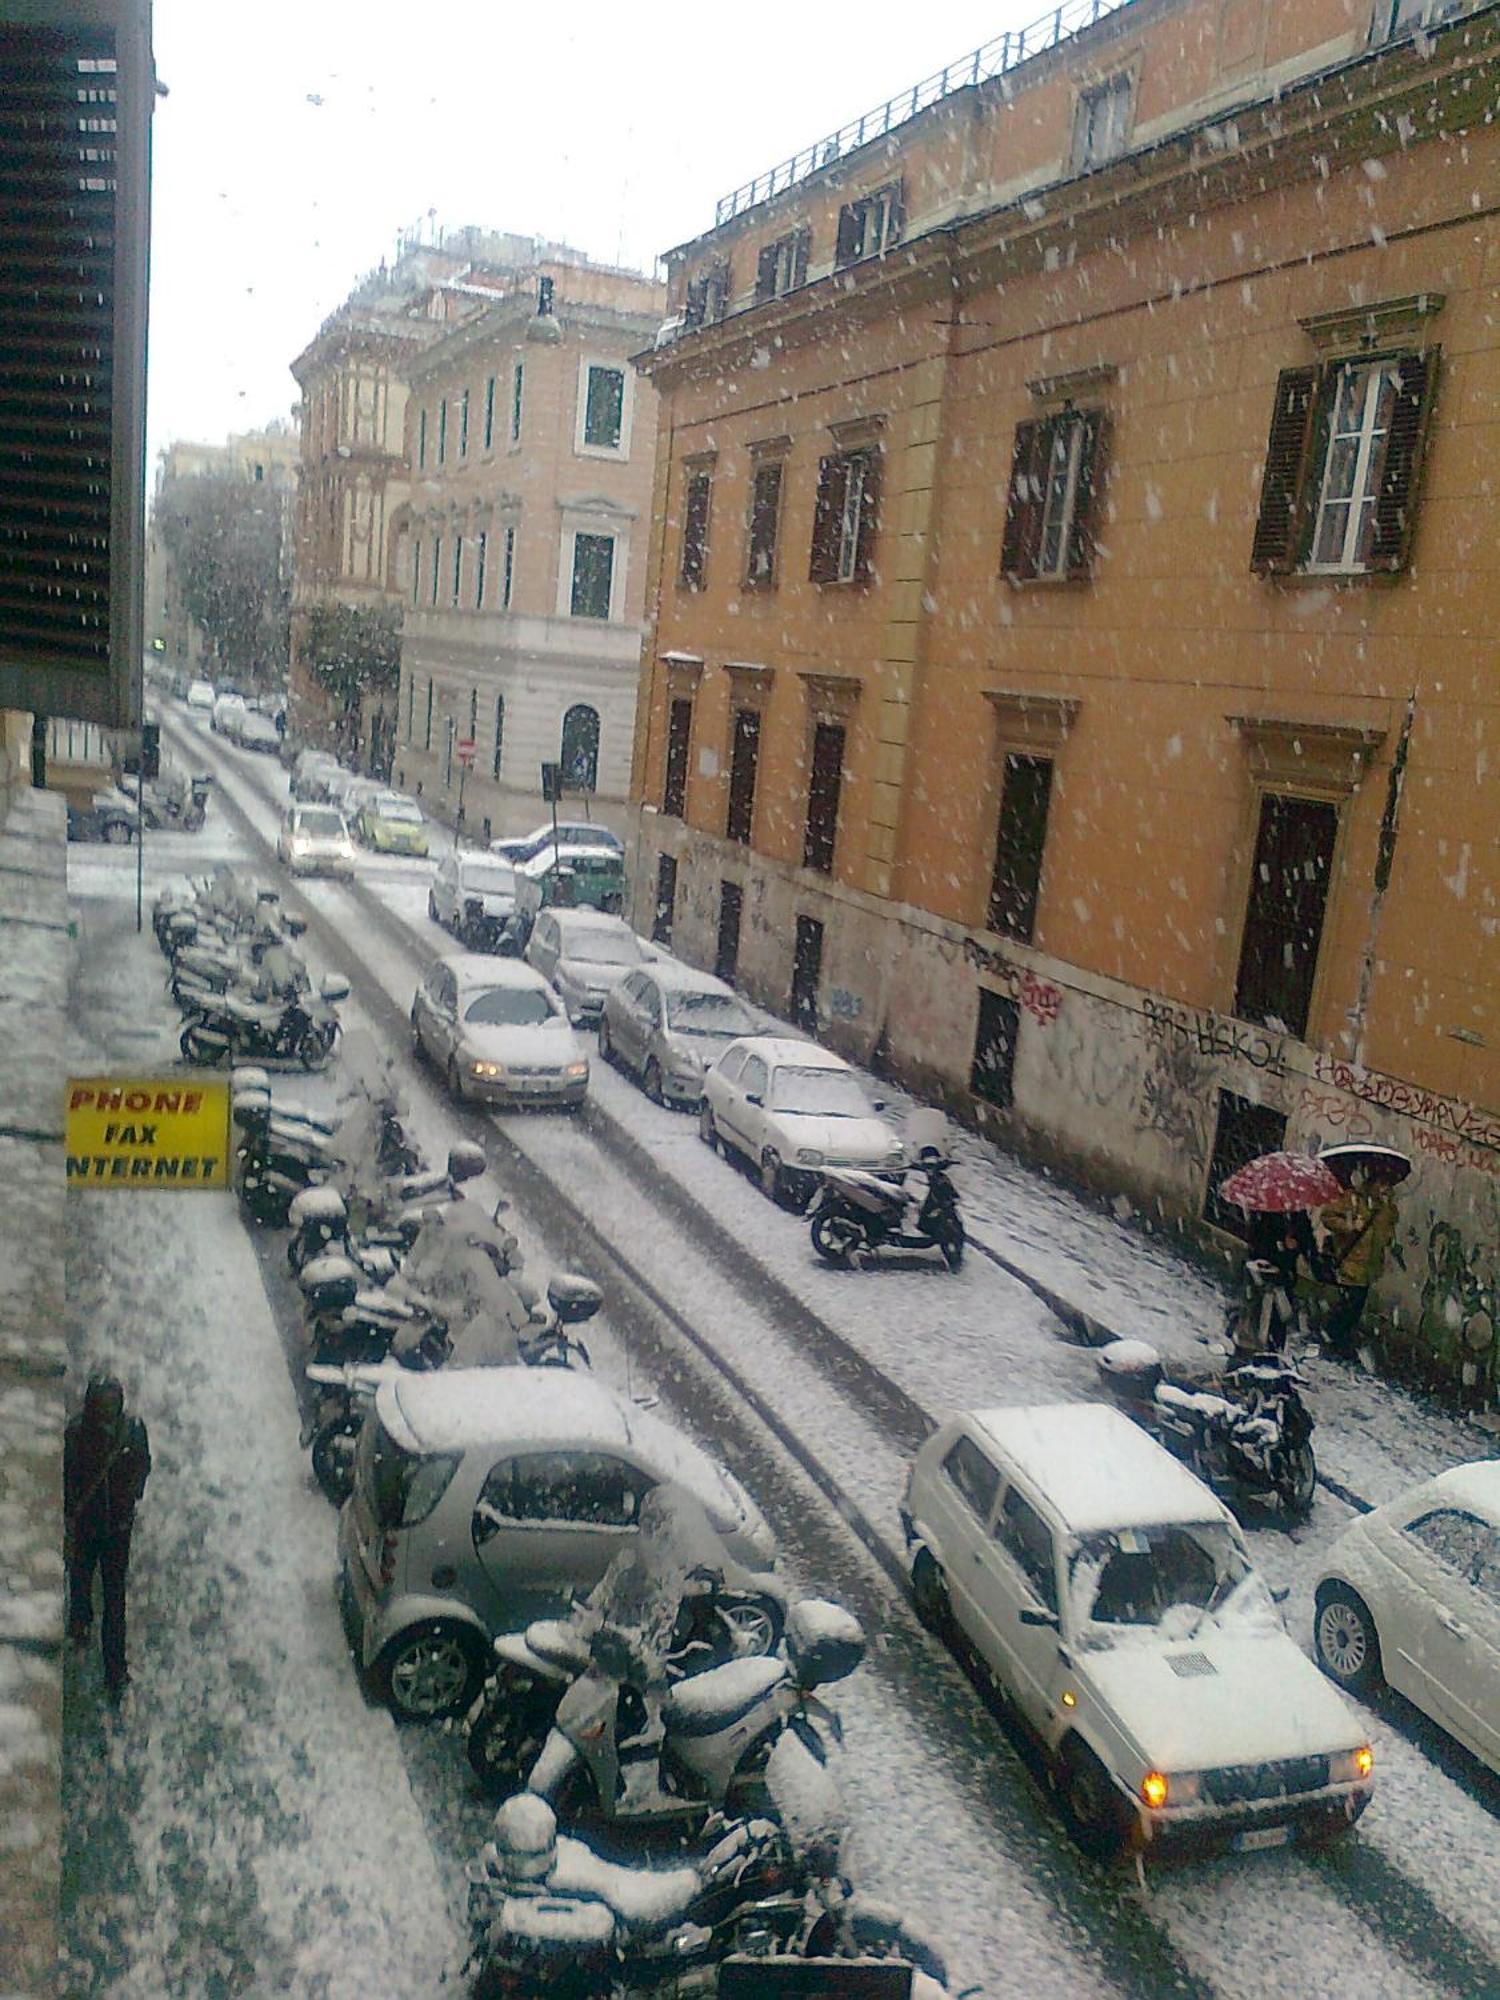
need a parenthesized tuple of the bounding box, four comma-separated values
(456, 737, 477, 767)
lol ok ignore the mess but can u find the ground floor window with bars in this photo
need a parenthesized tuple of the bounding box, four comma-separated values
(653, 854, 678, 945)
(971, 987, 1020, 1112)
(1203, 1090, 1288, 1238)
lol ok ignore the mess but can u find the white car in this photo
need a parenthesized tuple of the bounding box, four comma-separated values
(1313, 1462, 1499, 1774)
(211, 693, 247, 738)
(236, 710, 282, 754)
(185, 678, 215, 714)
(277, 803, 356, 878)
(429, 850, 520, 952)
(410, 953, 589, 1108)
(525, 909, 652, 1024)
(902, 1403, 1374, 1858)
(699, 1036, 904, 1206)
(491, 819, 624, 866)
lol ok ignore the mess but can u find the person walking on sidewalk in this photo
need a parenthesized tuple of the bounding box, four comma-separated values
(1319, 1167, 1400, 1361)
(64, 1376, 151, 1703)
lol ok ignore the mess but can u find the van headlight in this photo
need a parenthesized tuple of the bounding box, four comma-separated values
(796, 1147, 825, 1166)
(564, 1061, 589, 1080)
(1330, 1746, 1374, 1785)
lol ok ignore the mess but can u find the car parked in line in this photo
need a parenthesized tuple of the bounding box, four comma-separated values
(902, 1402, 1374, 1858)
(698, 1036, 904, 1206)
(429, 850, 519, 951)
(490, 819, 624, 866)
(185, 678, 216, 714)
(1313, 1461, 1499, 1775)
(337, 1366, 777, 1720)
(66, 786, 139, 845)
(276, 802, 356, 878)
(600, 962, 758, 1106)
(290, 749, 341, 801)
(211, 692, 247, 739)
(236, 710, 283, 754)
(411, 952, 588, 1107)
(355, 790, 429, 857)
(524, 909, 652, 1024)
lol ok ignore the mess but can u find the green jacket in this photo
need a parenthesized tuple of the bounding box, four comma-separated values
(1321, 1189, 1397, 1287)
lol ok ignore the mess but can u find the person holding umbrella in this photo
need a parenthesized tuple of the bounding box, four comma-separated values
(1218, 1151, 1343, 1355)
(1315, 1145, 1409, 1362)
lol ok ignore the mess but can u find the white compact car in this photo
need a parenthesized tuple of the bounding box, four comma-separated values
(185, 678, 215, 714)
(411, 953, 588, 1108)
(1313, 1461, 1499, 1774)
(277, 803, 356, 878)
(699, 1036, 904, 1206)
(902, 1403, 1374, 1858)
(525, 908, 651, 1024)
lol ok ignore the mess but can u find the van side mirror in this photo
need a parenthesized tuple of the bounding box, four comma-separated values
(1019, 1605, 1060, 1630)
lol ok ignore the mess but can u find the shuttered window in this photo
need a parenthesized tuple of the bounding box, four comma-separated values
(755, 228, 811, 303)
(726, 708, 761, 844)
(663, 697, 692, 818)
(679, 467, 712, 589)
(1250, 351, 1438, 577)
(746, 459, 783, 587)
(1001, 410, 1106, 581)
(834, 183, 903, 267)
(1233, 793, 1338, 1039)
(988, 754, 1053, 943)
(803, 722, 844, 874)
(810, 448, 880, 585)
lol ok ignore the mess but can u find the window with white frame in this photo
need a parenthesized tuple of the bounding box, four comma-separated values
(577, 362, 630, 456)
(755, 229, 811, 304)
(1309, 361, 1399, 571)
(1001, 408, 1107, 582)
(1074, 73, 1133, 171)
(569, 532, 615, 619)
(1382, 0, 1466, 34)
(811, 446, 880, 585)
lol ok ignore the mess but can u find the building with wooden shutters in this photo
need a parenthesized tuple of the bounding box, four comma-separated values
(630, 0, 1500, 1391)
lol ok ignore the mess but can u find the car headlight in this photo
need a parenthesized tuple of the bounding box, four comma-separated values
(340, 842, 356, 860)
(883, 1146, 905, 1167)
(1330, 1746, 1374, 1785)
(795, 1148, 825, 1166)
(470, 1060, 503, 1079)
(564, 1061, 589, 1080)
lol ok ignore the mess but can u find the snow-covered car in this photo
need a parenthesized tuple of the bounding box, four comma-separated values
(429, 850, 519, 950)
(902, 1403, 1374, 1858)
(211, 692, 247, 739)
(337, 1366, 776, 1718)
(66, 787, 139, 845)
(276, 803, 356, 878)
(185, 678, 215, 714)
(290, 750, 340, 801)
(355, 790, 429, 856)
(1313, 1461, 1499, 1774)
(490, 819, 624, 866)
(599, 962, 757, 1106)
(524, 908, 652, 1024)
(698, 1036, 904, 1206)
(236, 710, 282, 754)
(410, 952, 588, 1107)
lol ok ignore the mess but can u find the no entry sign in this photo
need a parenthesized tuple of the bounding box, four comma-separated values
(65, 1076, 232, 1188)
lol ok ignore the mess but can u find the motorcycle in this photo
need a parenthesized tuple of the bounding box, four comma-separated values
(285, 1143, 486, 1273)
(526, 1598, 865, 1833)
(808, 1151, 964, 1272)
(463, 1731, 952, 2000)
(1096, 1338, 1318, 1517)
(179, 976, 348, 1069)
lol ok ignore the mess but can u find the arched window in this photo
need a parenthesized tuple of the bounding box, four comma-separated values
(561, 704, 600, 793)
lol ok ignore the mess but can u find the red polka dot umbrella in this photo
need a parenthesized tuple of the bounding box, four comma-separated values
(1218, 1150, 1345, 1213)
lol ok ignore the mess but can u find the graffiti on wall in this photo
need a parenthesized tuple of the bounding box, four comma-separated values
(1140, 996, 1291, 1077)
(1139, 1028, 1213, 1164)
(960, 937, 1063, 1026)
(1416, 1218, 1498, 1383)
(1296, 1087, 1376, 1140)
(1313, 1053, 1500, 1160)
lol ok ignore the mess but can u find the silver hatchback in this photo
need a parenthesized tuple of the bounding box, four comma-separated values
(599, 961, 758, 1105)
(337, 1367, 776, 1720)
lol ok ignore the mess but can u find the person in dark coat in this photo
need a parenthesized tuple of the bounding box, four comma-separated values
(64, 1376, 151, 1701)
(1234, 1209, 1335, 1354)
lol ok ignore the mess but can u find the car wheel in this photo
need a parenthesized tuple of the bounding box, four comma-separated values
(447, 1057, 466, 1103)
(1059, 1740, 1134, 1861)
(1314, 1586, 1383, 1696)
(643, 1058, 665, 1106)
(911, 1550, 953, 1637)
(379, 1622, 487, 1722)
(760, 1149, 788, 1206)
(716, 1593, 784, 1658)
(105, 820, 132, 846)
(698, 1100, 720, 1152)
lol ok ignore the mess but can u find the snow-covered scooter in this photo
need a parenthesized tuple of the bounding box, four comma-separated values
(808, 1149, 965, 1272)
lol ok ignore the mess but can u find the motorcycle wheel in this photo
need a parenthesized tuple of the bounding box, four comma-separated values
(810, 1211, 863, 1269)
(936, 1215, 966, 1272)
(715, 1593, 784, 1657)
(179, 1022, 222, 1064)
(310, 1415, 363, 1504)
(466, 1679, 562, 1793)
(1274, 1440, 1318, 1517)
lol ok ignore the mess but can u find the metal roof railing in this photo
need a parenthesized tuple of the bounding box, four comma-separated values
(714, 0, 1135, 225)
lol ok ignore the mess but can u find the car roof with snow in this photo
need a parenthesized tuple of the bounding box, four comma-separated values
(724, 1035, 842, 1070)
(647, 960, 734, 995)
(964, 1403, 1232, 1534)
(443, 952, 547, 991)
(1394, 1460, 1500, 1522)
(549, 909, 635, 939)
(514, 843, 624, 877)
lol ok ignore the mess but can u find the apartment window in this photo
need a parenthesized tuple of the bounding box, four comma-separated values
(653, 854, 678, 946)
(726, 708, 761, 844)
(1233, 792, 1339, 1040)
(803, 722, 844, 874)
(971, 989, 1020, 1111)
(502, 525, 516, 608)
(1203, 1091, 1288, 1238)
(431, 533, 442, 606)
(511, 362, 524, 444)
(411, 538, 422, 605)
(835, 182, 903, 267)
(754, 229, 810, 304)
(1251, 350, 1438, 577)
(810, 447, 880, 585)
(745, 458, 783, 588)
(418, 408, 427, 469)
(1074, 73, 1133, 170)
(1001, 410, 1106, 582)
(424, 677, 433, 751)
(475, 530, 487, 609)
(451, 533, 463, 606)
(679, 467, 712, 590)
(987, 754, 1054, 943)
(484, 375, 496, 451)
(1381, 0, 1466, 35)
(438, 398, 447, 465)
(663, 697, 693, 818)
(406, 672, 415, 742)
(492, 694, 505, 779)
(469, 686, 478, 739)
(570, 532, 615, 619)
(685, 260, 732, 326)
(715, 881, 743, 981)
(581, 364, 626, 451)
(561, 704, 600, 792)
(791, 916, 823, 1032)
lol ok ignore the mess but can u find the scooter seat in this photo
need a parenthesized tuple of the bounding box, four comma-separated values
(525, 1620, 594, 1674)
(353, 1289, 414, 1322)
(662, 1655, 786, 1737)
(549, 1834, 702, 1931)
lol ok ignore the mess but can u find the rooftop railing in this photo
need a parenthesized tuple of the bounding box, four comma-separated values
(714, 0, 1135, 225)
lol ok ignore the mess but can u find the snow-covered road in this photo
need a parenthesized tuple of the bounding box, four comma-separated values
(57, 710, 1498, 1999)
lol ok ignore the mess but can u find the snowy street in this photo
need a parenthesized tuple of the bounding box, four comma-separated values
(56, 710, 1499, 1999)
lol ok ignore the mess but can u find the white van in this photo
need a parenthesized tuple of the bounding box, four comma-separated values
(902, 1403, 1373, 1858)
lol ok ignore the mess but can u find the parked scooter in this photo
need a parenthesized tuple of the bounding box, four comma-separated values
(463, 1731, 952, 2000)
(525, 1598, 865, 1833)
(1096, 1338, 1318, 1517)
(180, 976, 348, 1069)
(808, 1148, 964, 1271)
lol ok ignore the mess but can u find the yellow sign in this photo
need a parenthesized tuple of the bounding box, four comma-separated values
(66, 1077, 231, 1189)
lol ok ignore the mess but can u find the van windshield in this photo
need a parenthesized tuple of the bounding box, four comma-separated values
(362, 1420, 459, 1528)
(1068, 1522, 1261, 1643)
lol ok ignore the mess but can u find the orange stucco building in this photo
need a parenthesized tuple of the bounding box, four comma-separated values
(631, 0, 1499, 1389)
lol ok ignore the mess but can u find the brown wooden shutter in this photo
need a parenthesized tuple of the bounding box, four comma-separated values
(755, 243, 778, 304)
(1250, 365, 1319, 574)
(810, 455, 845, 582)
(885, 183, 906, 250)
(853, 449, 881, 581)
(684, 277, 707, 328)
(1000, 419, 1048, 580)
(1065, 410, 1108, 578)
(1368, 348, 1439, 574)
(747, 460, 782, 586)
(792, 229, 810, 288)
(835, 204, 859, 268)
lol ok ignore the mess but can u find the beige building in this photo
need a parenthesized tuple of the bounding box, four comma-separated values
(632, 0, 1500, 1391)
(392, 256, 665, 836)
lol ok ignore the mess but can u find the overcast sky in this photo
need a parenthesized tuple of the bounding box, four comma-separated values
(145, 0, 1052, 467)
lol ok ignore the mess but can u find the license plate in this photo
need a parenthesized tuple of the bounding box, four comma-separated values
(1234, 1825, 1291, 1853)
